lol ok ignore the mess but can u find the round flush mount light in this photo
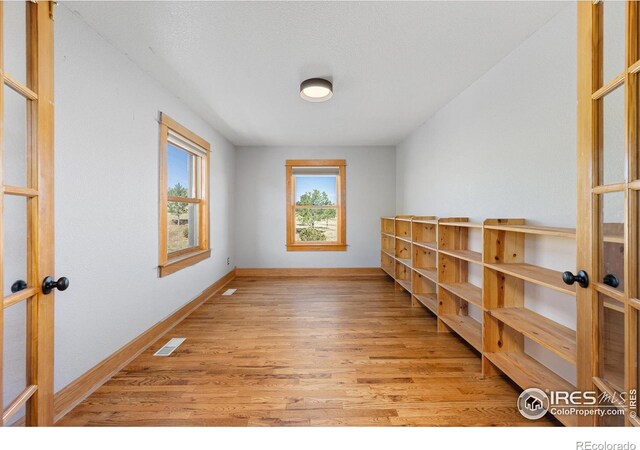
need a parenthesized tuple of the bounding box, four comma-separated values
(300, 78, 333, 102)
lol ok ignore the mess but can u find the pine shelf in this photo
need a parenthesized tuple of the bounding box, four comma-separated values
(381, 249, 395, 259)
(439, 282, 483, 309)
(484, 224, 576, 239)
(487, 308, 577, 364)
(412, 267, 437, 283)
(397, 279, 412, 293)
(484, 262, 576, 296)
(413, 241, 437, 250)
(381, 232, 395, 238)
(440, 314, 482, 352)
(413, 293, 438, 315)
(396, 257, 412, 268)
(381, 265, 394, 278)
(396, 236, 412, 244)
(484, 351, 577, 427)
(439, 221, 483, 229)
(439, 249, 482, 265)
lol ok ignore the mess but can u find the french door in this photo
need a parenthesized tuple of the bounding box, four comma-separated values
(577, 0, 639, 427)
(1, 1, 56, 426)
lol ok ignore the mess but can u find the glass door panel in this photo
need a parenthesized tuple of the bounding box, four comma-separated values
(2, 1, 27, 85)
(3, 84, 29, 188)
(601, 87, 626, 185)
(599, 191, 625, 292)
(2, 302, 27, 418)
(2, 196, 28, 298)
(602, 0, 626, 83)
(598, 295, 626, 392)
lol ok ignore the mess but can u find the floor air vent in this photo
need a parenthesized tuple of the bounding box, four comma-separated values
(153, 337, 186, 357)
(222, 288, 237, 296)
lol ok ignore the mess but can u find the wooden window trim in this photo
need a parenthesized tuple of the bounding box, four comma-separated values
(159, 113, 211, 276)
(286, 159, 347, 251)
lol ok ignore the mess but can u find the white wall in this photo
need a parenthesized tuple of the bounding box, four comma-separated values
(235, 146, 395, 268)
(48, 6, 236, 393)
(397, 4, 577, 226)
(396, 4, 578, 384)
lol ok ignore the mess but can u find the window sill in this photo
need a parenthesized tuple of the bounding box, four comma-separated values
(286, 244, 347, 252)
(159, 249, 211, 277)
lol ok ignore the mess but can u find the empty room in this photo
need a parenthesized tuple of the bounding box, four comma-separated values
(1, 0, 640, 446)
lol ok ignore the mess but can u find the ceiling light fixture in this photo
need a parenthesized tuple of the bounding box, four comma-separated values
(300, 78, 333, 102)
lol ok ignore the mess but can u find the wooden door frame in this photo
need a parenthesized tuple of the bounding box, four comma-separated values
(30, 1, 55, 426)
(576, 0, 597, 427)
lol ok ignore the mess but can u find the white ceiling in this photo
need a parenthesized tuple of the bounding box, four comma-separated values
(64, 1, 568, 147)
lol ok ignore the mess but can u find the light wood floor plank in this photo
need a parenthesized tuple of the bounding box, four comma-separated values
(57, 276, 556, 426)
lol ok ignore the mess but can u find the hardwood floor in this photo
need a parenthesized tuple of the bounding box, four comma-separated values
(57, 276, 556, 426)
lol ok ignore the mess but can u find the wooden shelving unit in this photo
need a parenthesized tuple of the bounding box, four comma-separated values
(380, 215, 581, 426)
(482, 218, 577, 427)
(436, 218, 483, 351)
(377, 216, 415, 294)
(410, 216, 438, 314)
(380, 217, 396, 279)
(394, 216, 413, 294)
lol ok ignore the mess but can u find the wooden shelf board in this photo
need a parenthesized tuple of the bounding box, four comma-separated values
(381, 249, 395, 259)
(484, 352, 577, 427)
(439, 282, 483, 309)
(397, 279, 412, 293)
(440, 314, 482, 352)
(485, 262, 576, 296)
(381, 217, 396, 221)
(413, 241, 437, 250)
(487, 308, 576, 364)
(381, 266, 394, 278)
(603, 233, 624, 244)
(439, 249, 482, 265)
(412, 219, 438, 224)
(396, 257, 412, 268)
(413, 293, 438, 315)
(439, 221, 482, 229)
(412, 267, 437, 283)
(381, 232, 395, 238)
(484, 224, 576, 239)
(395, 218, 412, 222)
(484, 351, 576, 393)
(396, 236, 412, 244)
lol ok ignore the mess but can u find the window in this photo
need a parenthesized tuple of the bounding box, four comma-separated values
(286, 160, 346, 251)
(159, 113, 210, 276)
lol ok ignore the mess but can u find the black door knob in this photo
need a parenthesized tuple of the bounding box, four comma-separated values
(11, 280, 27, 293)
(562, 270, 589, 288)
(603, 274, 620, 288)
(42, 276, 70, 295)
